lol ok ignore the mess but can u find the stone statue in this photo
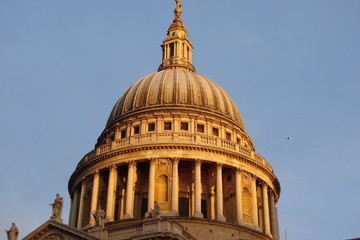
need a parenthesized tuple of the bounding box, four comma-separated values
(175, 0, 182, 8)
(92, 206, 105, 229)
(145, 201, 161, 219)
(50, 194, 63, 222)
(5, 223, 19, 240)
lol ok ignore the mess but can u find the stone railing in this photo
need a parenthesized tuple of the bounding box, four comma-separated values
(108, 223, 143, 239)
(96, 133, 250, 156)
(86, 132, 272, 171)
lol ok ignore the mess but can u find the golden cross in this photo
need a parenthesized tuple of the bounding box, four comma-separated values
(175, 0, 182, 8)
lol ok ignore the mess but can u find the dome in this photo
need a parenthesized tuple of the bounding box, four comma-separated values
(67, 4, 281, 240)
(106, 69, 245, 129)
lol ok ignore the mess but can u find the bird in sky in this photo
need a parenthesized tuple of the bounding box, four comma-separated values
(284, 136, 293, 140)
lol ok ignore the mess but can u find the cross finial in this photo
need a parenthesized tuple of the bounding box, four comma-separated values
(175, 0, 182, 9)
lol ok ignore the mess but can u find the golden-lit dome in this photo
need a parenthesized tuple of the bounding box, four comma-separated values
(66, 4, 280, 240)
(106, 70, 244, 129)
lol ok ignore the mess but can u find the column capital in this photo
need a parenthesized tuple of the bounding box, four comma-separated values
(108, 164, 117, 172)
(91, 169, 100, 176)
(252, 174, 258, 180)
(128, 160, 137, 167)
(171, 157, 180, 164)
(216, 162, 224, 168)
(194, 158, 202, 165)
(148, 158, 157, 164)
(235, 167, 243, 173)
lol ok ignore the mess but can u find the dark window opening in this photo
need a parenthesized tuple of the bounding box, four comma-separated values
(170, 43, 175, 57)
(181, 122, 189, 131)
(110, 134, 115, 141)
(164, 121, 172, 130)
(226, 132, 231, 141)
(148, 123, 155, 132)
(197, 124, 205, 133)
(141, 198, 148, 218)
(212, 127, 219, 136)
(179, 198, 189, 217)
(201, 199, 207, 219)
(134, 125, 140, 135)
(121, 130, 126, 138)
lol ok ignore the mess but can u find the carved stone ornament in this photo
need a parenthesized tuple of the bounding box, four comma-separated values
(44, 234, 64, 240)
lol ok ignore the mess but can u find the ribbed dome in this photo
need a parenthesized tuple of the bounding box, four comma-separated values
(106, 70, 245, 129)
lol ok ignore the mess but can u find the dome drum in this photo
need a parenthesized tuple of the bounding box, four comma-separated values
(68, 156, 279, 239)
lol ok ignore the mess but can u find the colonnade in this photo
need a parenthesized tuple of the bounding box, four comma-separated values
(68, 159, 279, 239)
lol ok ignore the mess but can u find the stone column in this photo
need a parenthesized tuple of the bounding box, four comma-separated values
(77, 178, 86, 229)
(89, 170, 100, 226)
(216, 163, 226, 221)
(193, 159, 203, 218)
(123, 161, 136, 219)
(147, 158, 156, 212)
(171, 158, 180, 215)
(235, 168, 243, 224)
(262, 183, 271, 236)
(270, 191, 279, 240)
(251, 175, 259, 227)
(275, 202, 280, 240)
(69, 188, 79, 227)
(105, 165, 118, 222)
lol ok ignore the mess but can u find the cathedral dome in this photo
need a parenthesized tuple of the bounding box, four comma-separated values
(67, 3, 280, 240)
(106, 70, 244, 130)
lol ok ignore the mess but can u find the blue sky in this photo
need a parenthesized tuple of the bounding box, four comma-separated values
(0, 1, 359, 239)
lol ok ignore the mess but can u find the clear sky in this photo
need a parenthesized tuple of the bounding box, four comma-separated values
(0, 1, 359, 240)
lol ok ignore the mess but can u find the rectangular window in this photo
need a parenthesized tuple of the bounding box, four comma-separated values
(181, 122, 189, 131)
(170, 43, 175, 57)
(121, 129, 126, 138)
(164, 121, 172, 130)
(197, 124, 205, 133)
(110, 134, 115, 141)
(226, 132, 232, 141)
(212, 127, 219, 136)
(134, 125, 140, 135)
(148, 123, 155, 132)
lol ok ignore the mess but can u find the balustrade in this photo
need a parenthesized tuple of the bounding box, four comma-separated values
(91, 132, 272, 171)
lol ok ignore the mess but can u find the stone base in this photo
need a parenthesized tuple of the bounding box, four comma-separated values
(122, 214, 133, 219)
(216, 215, 226, 222)
(50, 216, 63, 223)
(193, 212, 203, 218)
(87, 227, 106, 239)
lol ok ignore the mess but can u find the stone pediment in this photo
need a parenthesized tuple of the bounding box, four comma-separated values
(22, 220, 98, 240)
